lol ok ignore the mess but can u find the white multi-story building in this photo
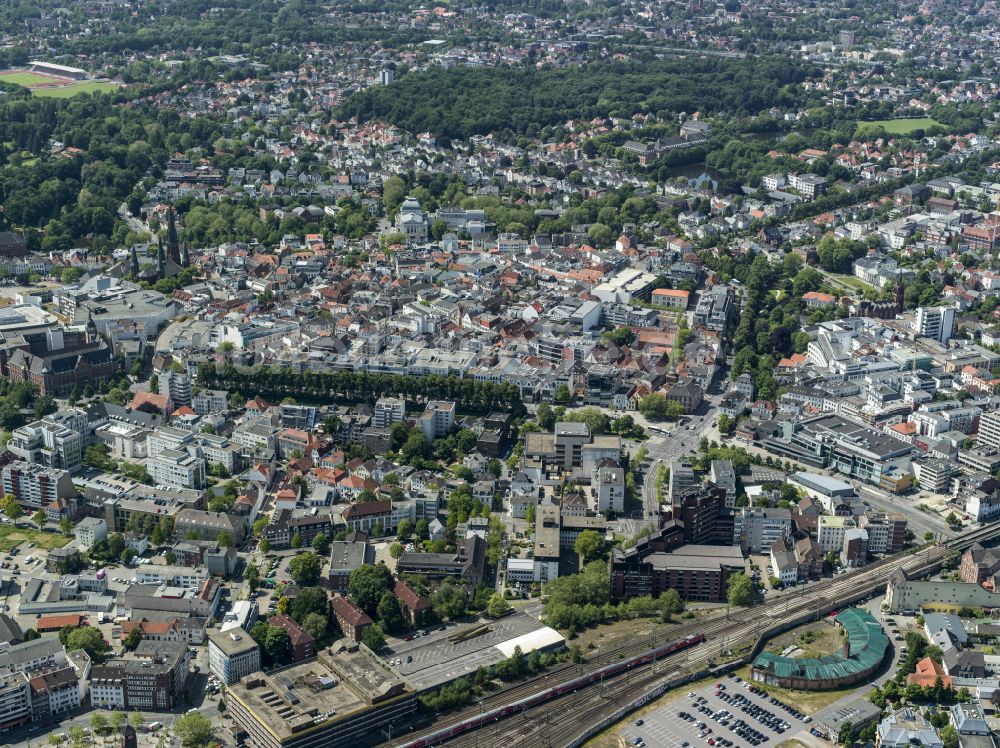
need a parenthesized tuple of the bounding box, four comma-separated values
(732, 508, 793, 553)
(158, 370, 191, 408)
(193, 388, 228, 416)
(89, 678, 125, 710)
(418, 400, 455, 442)
(94, 420, 150, 459)
(198, 434, 240, 474)
(0, 671, 31, 731)
(980, 411, 1000, 452)
(817, 515, 856, 553)
(74, 517, 108, 549)
(372, 397, 406, 429)
(231, 422, 278, 453)
(147, 426, 195, 458)
(7, 411, 86, 473)
(147, 449, 206, 489)
(592, 466, 625, 514)
(133, 565, 209, 588)
(0, 461, 75, 511)
(915, 306, 955, 343)
(208, 629, 261, 686)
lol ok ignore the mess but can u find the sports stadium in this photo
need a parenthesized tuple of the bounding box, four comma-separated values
(0, 61, 117, 97)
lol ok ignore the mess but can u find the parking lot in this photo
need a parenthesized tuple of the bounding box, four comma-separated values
(620, 674, 812, 748)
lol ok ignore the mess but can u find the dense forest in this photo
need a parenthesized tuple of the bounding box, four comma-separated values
(0, 85, 224, 252)
(338, 56, 817, 140)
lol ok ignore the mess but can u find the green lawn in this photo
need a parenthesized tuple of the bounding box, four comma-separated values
(0, 71, 58, 86)
(0, 524, 71, 552)
(855, 117, 944, 136)
(821, 271, 873, 292)
(33, 81, 118, 98)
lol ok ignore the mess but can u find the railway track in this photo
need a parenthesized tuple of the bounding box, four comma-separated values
(389, 522, 996, 748)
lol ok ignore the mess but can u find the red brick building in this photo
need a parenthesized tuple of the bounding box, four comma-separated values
(267, 614, 315, 662)
(330, 596, 372, 642)
(393, 580, 429, 627)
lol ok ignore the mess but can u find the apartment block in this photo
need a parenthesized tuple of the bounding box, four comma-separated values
(418, 400, 455, 442)
(1, 461, 75, 512)
(372, 397, 406, 429)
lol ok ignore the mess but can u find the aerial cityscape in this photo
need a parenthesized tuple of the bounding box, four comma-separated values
(2, 1, 1000, 748)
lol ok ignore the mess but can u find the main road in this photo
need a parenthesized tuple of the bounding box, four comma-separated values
(640, 372, 729, 518)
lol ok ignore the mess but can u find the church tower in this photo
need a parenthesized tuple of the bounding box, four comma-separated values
(167, 208, 180, 264)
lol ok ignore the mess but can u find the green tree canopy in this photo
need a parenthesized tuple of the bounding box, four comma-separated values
(727, 573, 756, 607)
(287, 552, 321, 586)
(348, 563, 394, 617)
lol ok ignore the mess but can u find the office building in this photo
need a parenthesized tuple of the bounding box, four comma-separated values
(90, 642, 189, 711)
(208, 629, 261, 686)
(978, 410, 1000, 452)
(327, 540, 375, 593)
(732, 508, 793, 553)
(147, 449, 206, 489)
(7, 412, 86, 472)
(611, 538, 744, 603)
(668, 459, 698, 505)
(159, 370, 192, 408)
(0, 671, 31, 732)
(396, 535, 487, 585)
(858, 511, 906, 555)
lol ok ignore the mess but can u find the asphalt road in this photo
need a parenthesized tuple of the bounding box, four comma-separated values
(857, 485, 954, 541)
(639, 374, 729, 520)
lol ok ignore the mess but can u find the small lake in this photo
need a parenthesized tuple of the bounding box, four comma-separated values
(662, 162, 723, 190)
(660, 128, 818, 191)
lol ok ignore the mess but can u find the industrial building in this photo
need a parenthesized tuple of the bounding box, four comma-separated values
(751, 609, 888, 690)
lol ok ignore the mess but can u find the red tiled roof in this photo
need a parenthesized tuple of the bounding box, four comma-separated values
(330, 596, 372, 627)
(267, 614, 314, 646)
(36, 614, 84, 630)
(393, 580, 429, 612)
(342, 500, 390, 519)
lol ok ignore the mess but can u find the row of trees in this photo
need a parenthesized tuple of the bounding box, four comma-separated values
(198, 364, 524, 414)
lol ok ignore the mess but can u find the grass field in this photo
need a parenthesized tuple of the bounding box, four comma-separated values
(855, 117, 944, 136)
(0, 524, 71, 552)
(763, 620, 844, 660)
(0, 71, 59, 86)
(33, 81, 118, 98)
